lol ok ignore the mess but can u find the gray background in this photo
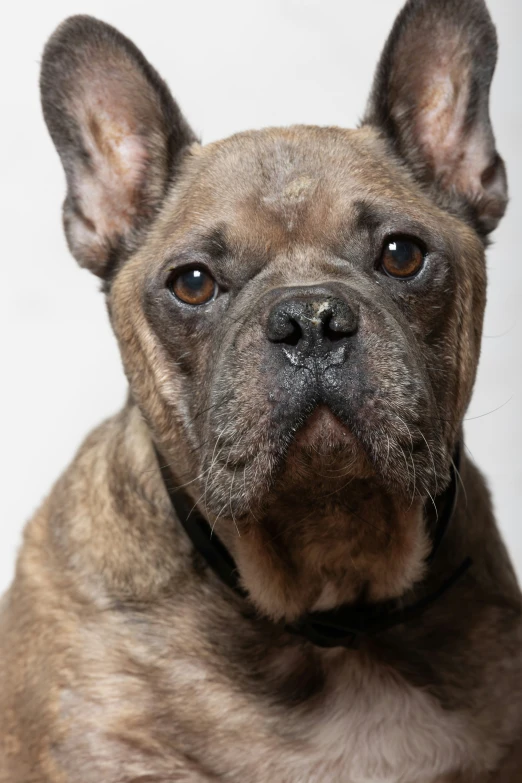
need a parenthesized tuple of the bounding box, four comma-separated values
(0, 0, 520, 593)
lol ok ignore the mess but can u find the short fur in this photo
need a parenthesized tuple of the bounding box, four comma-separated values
(1, 1, 521, 781)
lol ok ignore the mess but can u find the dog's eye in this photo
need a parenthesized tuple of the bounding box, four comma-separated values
(169, 267, 217, 305)
(380, 239, 425, 279)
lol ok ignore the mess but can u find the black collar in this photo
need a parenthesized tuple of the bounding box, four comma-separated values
(155, 445, 471, 649)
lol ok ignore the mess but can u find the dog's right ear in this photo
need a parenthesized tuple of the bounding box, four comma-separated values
(41, 16, 197, 279)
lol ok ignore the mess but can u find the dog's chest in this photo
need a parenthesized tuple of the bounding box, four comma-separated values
(265, 667, 475, 783)
(59, 641, 487, 783)
(206, 656, 481, 783)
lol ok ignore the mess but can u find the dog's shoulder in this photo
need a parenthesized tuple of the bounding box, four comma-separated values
(0, 510, 71, 782)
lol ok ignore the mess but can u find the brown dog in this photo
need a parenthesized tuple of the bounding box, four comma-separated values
(1, 0, 521, 780)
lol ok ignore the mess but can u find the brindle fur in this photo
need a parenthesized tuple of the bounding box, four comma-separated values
(1, 1, 521, 781)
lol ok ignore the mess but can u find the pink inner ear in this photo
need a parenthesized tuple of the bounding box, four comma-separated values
(370, 6, 506, 233)
(66, 68, 158, 267)
(414, 53, 490, 201)
(77, 105, 149, 240)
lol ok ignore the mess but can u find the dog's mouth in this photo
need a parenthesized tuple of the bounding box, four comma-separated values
(198, 399, 392, 523)
(198, 297, 449, 521)
(287, 405, 374, 477)
(293, 405, 357, 450)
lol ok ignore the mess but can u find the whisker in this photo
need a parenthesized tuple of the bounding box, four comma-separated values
(451, 456, 468, 509)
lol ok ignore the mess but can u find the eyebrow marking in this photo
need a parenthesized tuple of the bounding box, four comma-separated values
(199, 225, 229, 260)
(352, 200, 383, 233)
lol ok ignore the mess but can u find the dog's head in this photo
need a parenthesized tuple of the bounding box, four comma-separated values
(41, 0, 507, 620)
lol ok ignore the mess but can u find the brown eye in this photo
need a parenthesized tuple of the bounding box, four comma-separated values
(380, 238, 425, 279)
(169, 267, 217, 305)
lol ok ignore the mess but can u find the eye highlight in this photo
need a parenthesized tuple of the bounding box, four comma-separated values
(168, 266, 217, 306)
(380, 238, 425, 279)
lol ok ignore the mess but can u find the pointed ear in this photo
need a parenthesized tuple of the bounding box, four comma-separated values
(364, 0, 507, 234)
(40, 16, 197, 278)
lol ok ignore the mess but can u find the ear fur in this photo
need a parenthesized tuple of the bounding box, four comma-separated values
(364, 0, 507, 234)
(41, 16, 197, 278)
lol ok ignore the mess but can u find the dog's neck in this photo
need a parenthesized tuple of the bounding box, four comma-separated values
(49, 401, 521, 658)
(156, 439, 475, 649)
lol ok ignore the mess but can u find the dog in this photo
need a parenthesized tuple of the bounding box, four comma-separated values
(1, 0, 521, 780)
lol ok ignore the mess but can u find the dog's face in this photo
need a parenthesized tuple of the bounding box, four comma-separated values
(41, 0, 507, 619)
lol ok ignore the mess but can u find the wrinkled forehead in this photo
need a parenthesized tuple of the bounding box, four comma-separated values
(150, 125, 470, 261)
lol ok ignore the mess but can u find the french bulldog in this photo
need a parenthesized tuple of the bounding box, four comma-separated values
(1, 0, 521, 781)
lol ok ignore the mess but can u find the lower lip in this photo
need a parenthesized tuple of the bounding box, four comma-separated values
(294, 405, 357, 449)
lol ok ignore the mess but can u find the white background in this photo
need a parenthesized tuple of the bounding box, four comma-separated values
(0, 0, 520, 594)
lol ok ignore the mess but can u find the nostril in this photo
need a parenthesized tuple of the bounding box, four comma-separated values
(324, 315, 346, 343)
(282, 318, 302, 346)
(323, 311, 358, 343)
(267, 293, 358, 351)
(267, 310, 304, 346)
(272, 317, 302, 346)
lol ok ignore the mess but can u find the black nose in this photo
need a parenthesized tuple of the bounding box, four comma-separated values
(266, 288, 358, 356)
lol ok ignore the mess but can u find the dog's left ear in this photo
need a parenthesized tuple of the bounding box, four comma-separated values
(364, 0, 507, 234)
